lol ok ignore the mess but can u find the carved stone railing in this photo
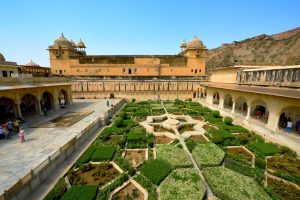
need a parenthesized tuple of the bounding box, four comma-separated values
(237, 66, 300, 88)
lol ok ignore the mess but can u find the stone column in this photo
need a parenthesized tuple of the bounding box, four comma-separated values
(246, 105, 251, 120)
(219, 98, 224, 109)
(36, 96, 43, 115)
(15, 99, 23, 119)
(231, 101, 236, 114)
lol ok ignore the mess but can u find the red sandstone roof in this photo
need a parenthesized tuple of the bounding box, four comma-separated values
(203, 82, 300, 100)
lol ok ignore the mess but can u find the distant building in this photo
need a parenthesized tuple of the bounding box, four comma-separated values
(21, 60, 51, 77)
(0, 53, 21, 77)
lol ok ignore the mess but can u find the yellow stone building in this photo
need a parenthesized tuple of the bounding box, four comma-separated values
(48, 34, 207, 77)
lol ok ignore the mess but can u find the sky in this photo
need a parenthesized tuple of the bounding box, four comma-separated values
(0, 0, 299, 67)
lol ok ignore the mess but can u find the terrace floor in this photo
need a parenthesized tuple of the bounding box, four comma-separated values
(0, 99, 120, 195)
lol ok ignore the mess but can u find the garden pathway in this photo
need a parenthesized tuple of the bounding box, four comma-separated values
(161, 102, 216, 199)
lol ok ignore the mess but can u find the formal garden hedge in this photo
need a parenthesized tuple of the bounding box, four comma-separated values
(156, 144, 193, 168)
(160, 168, 206, 200)
(192, 143, 225, 168)
(203, 167, 272, 200)
(75, 144, 97, 167)
(61, 185, 98, 200)
(91, 145, 116, 161)
(140, 159, 172, 185)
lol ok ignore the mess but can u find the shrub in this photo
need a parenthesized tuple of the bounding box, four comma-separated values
(79, 163, 92, 172)
(132, 98, 136, 102)
(185, 137, 196, 152)
(255, 157, 266, 169)
(146, 134, 155, 148)
(91, 145, 116, 162)
(44, 178, 67, 200)
(75, 144, 96, 166)
(114, 117, 123, 128)
(134, 109, 148, 117)
(224, 116, 233, 125)
(212, 110, 220, 118)
(61, 185, 98, 200)
(126, 102, 137, 107)
(114, 157, 135, 175)
(141, 159, 172, 185)
(127, 128, 147, 148)
(118, 111, 127, 119)
(206, 128, 237, 146)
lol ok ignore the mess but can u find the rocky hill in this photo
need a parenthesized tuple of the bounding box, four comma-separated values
(206, 27, 300, 70)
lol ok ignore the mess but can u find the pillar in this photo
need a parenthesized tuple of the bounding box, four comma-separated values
(36, 96, 43, 115)
(246, 105, 251, 120)
(219, 98, 224, 109)
(15, 99, 23, 119)
(231, 101, 236, 114)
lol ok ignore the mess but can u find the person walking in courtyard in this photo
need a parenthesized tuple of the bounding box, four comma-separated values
(4, 127, 10, 140)
(13, 118, 20, 134)
(285, 118, 293, 133)
(18, 127, 26, 143)
(107, 99, 109, 107)
(7, 119, 14, 136)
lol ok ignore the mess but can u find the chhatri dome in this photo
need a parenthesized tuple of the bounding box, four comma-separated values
(187, 35, 204, 49)
(180, 40, 187, 49)
(24, 59, 40, 67)
(52, 33, 74, 49)
(0, 53, 5, 62)
(70, 39, 77, 48)
(76, 39, 86, 48)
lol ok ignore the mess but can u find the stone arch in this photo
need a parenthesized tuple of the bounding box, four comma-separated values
(235, 96, 248, 115)
(21, 93, 39, 117)
(0, 96, 16, 122)
(58, 89, 69, 106)
(41, 91, 54, 111)
(278, 106, 300, 132)
(213, 92, 220, 105)
(250, 99, 269, 124)
(223, 94, 233, 110)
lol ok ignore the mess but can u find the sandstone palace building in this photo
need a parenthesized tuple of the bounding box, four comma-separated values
(48, 34, 207, 77)
(47, 34, 207, 99)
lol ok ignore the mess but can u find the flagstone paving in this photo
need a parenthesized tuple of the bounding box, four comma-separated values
(0, 99, 119, 195)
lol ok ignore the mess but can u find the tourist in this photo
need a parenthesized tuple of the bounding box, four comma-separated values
(4, 127, 10, 140)
(7, 119, 14, 136)
(285, 118, 293, 133)
(13, 118, 20, 134)
(0, 126, 5, 140)
(107, 100, 109, 107)
(18, 127, 26, 143)
(279, 112, 286, 128)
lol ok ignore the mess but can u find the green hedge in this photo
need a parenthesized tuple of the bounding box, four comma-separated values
(127, 128, 147, 148)
(91, 145, 116, 161)
(44, 178, 67, 200)
(75, 144, 97, 166)
(141, 159, 172, 185)
(61, 185, 98, 200)
(247, 141, 281, 157)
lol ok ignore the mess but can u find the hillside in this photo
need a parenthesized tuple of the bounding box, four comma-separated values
(206, 27, 300, 70)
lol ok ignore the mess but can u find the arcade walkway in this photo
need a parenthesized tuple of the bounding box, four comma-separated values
(0, 99, 120, 196)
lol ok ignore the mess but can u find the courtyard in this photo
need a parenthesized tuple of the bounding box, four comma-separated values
(43, 100, 300, 200)
(0, 98, 120, 196)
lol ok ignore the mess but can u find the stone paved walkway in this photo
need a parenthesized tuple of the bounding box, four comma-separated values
(0, 99, 119, 195)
